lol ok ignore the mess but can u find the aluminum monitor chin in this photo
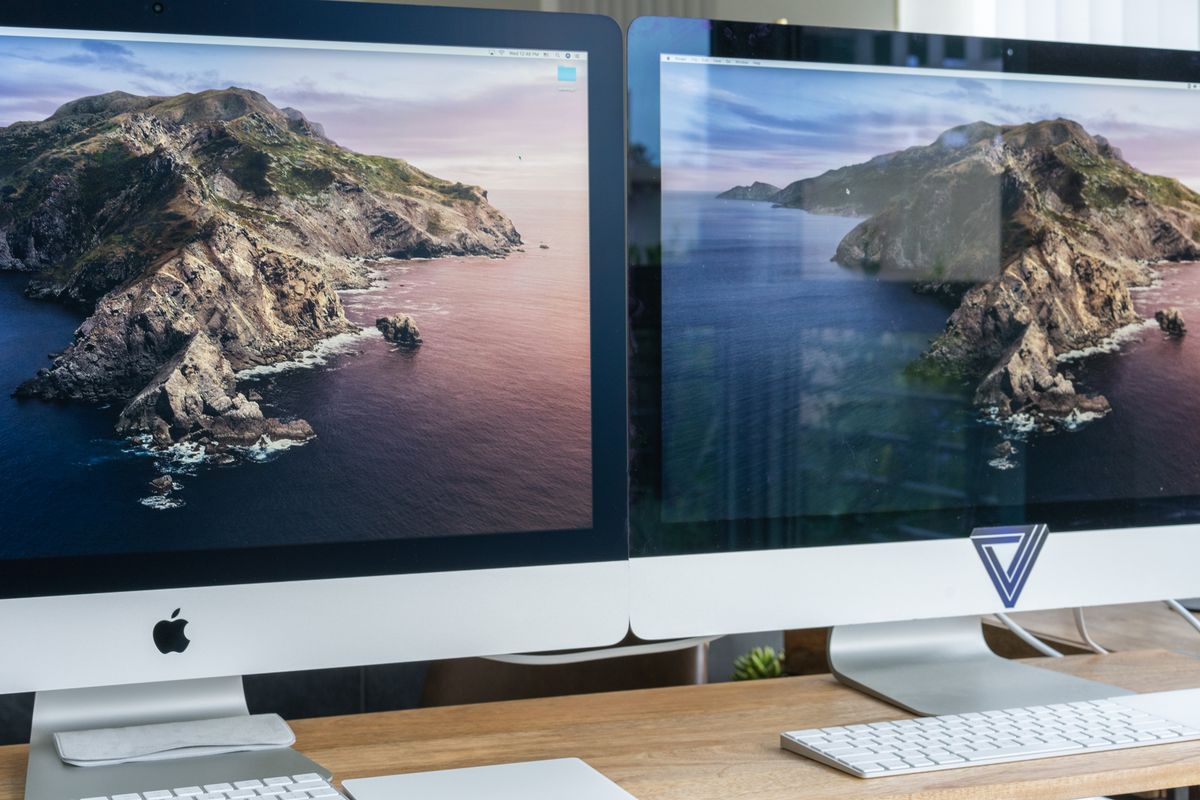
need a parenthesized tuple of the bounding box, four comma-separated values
(0, 0, 627, 695)
(627, 16, 1200, 641)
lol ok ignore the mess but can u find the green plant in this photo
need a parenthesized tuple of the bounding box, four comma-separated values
(732, 646, 784, 681)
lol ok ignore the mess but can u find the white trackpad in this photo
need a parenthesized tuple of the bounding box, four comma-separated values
(342, 758, 636, 800)
(1114, 688, 1200, 729)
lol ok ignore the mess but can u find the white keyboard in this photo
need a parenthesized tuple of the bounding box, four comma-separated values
(782, 693, 1200, 778)
(80, 774, 345, 800)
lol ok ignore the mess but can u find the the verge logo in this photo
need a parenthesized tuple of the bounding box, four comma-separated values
(970, 524, 1049, 609)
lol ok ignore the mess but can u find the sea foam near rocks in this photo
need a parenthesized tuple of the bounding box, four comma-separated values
(139, 495, 185, 510)
(236, 329, 380, 380)
(1062, 408, 1108, 431)
(337, 267, 391, 296)
(235, 434, 312, 463)
(155, 442, 211, 475)
(1056, 319, 1157, 363)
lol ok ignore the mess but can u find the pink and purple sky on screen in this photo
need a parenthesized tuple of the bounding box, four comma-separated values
(662, 61, 1200, 193)
(0, 34, 589, 192)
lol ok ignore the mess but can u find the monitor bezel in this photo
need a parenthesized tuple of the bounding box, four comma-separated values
(0, 0, 627, 599)
(627, 16, 1200, 558)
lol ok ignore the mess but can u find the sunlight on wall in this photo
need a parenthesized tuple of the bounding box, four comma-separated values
(899, 0, 1200, 49)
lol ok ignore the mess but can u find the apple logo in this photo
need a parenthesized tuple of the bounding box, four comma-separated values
(153, 608, 191, 654)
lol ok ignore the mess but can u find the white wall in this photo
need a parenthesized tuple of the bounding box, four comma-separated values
(564, 0, 898, 27)
(710, 0, 896, 26)
(898, 0, 1200, 49)
(345, 0, 897, 30)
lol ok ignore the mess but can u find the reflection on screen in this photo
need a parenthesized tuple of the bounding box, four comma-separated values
(659, 57, 1200, 536)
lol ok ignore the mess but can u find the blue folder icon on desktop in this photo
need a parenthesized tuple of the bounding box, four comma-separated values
(557, 65, 577, 82)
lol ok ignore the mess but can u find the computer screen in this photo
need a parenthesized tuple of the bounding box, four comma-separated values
(0, 27, 594, 559)
(631, 22, 1200, 554)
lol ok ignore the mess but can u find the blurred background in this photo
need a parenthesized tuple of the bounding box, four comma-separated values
(349, 0, 1200, 49)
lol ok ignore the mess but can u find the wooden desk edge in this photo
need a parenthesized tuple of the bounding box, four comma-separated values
(0, 650, 1198, 800)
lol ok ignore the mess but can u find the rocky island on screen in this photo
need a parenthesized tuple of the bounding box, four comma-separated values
(0, 36, 592, 556)
(660, 62, 1200, 530)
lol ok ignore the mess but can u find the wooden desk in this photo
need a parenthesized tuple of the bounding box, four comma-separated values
(787, 603, 1200, 674)
(1, 651, 1198, 800)
(1009, 603, 1200, 658)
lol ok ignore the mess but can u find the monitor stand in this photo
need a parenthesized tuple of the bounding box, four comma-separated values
(26, 677, 328, 800)
(827, 615, 1133, 716)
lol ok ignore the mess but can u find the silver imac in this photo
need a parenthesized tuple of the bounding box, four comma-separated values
(627, 16, 1200, 715)
(0, 2, 627, 798)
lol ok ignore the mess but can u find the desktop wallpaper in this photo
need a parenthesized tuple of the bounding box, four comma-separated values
(660, 60, 1200, 534)
(0, 34, 592, 557)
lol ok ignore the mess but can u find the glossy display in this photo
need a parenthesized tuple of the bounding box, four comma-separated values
(630, 17, 1200, 556)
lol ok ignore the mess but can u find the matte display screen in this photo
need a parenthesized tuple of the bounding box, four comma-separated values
(0, 28, 593, 558)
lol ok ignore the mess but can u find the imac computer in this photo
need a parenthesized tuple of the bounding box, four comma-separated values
(0, 1, 625, 798)
(628, 16, 1200, 715)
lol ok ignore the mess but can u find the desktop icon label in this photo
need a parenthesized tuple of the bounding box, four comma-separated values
(153, 608, 191, 654)
(970, 524, 1049, 609)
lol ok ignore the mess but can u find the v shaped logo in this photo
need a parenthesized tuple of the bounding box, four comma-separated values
(970, 524, 1050, 609)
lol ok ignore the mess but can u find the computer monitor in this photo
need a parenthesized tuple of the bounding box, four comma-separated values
(0, 0, 625, 793)
(628, 16, 1200, 714)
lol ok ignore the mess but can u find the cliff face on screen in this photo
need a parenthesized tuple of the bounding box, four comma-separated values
(2, 88, 521, 450)
(0, 35, 592, 546)
(722, 118, 1200, 427)
(660, 59, 1200, 528)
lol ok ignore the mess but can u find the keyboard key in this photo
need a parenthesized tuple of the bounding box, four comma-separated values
(829, 748, 875, 759)
(289, 782, 328, 793)
(821, 744, 861, 756)
(1131, 720, 1174, 731)
(1077, 737, 1112, 747)
(94, 778, 342, 800)
(929, 753, 965, 765)
(963, 740, 1083, 762)
(784, 695, 1200, 779)
(844, 751, 891, 764)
